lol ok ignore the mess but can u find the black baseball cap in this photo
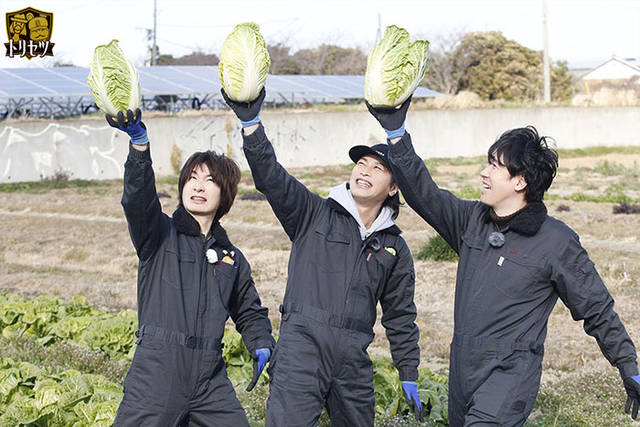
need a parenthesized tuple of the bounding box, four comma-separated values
(348, 143, 391, 169)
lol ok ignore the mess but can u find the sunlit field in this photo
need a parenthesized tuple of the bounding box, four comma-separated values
(1, 147, 639, 426)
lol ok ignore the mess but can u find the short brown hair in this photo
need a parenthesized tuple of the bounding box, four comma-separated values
(178, 151, 241, 223)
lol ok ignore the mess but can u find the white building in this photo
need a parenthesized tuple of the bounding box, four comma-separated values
(581, 56, 640, 81)
(579, 56, 640, 93)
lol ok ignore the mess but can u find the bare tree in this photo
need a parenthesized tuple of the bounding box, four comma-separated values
(422, 32, 474, 94)
(269, 42, 367, 75)
(268, 42, 301, 74)
(156, 51, 219, 65)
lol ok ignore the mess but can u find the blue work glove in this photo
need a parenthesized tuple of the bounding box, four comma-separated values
(221, 87, 265, 128)
(246, 347, 271, 392)
(105, 108, 148, 145)
(366, 95, 412, 140)
(624, 375, 640, 419)
(402, 381, 425, 421)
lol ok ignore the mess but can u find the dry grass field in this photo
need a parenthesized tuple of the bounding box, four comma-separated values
(1, 147, 639, 425)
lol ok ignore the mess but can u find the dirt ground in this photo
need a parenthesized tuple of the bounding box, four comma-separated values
(1, 151, 639, 391)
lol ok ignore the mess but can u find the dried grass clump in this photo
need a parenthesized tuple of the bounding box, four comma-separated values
(429, 91, 484, 109)
(572, 88, 638, 107)
(613, 201, 640, 214)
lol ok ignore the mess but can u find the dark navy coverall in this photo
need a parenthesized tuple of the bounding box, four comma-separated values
(242, 124, 420, 427)
(114, 145, 275, 426)
(387, 133, 638, 426)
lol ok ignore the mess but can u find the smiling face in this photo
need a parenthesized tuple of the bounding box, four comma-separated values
(479, 152, 527, 215)
(181, 163, 221, 220)
(349, 155, 397, 207)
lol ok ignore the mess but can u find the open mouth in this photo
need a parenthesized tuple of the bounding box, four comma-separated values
(191, 195, 207, 203)
(355, 178, 372, 188)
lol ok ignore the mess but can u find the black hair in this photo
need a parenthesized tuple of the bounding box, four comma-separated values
(488, 125, 558, 203)
(383, 191, 401, 220)
(178, 151, 241, 223)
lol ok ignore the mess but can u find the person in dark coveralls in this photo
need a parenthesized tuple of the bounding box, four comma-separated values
(222, 88, 425, 426)
(107, 109, 276, 427)
(365, 97, 640, 425)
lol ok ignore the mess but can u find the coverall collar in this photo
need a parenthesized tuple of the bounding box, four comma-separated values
(328, 182, 397, 240)
(172, 205, 232, 249)
(482, 201, 548, 236)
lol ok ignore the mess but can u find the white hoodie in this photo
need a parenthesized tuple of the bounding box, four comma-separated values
(328, 182, 395, 241)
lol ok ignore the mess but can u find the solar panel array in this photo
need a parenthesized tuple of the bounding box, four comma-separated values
(0, 66, 439, 119)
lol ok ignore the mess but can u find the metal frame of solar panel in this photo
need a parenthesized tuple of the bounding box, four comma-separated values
(0, 66, 439, 120)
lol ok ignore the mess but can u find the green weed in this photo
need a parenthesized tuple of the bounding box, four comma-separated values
(557, 146, 640, 159)
(415, 235, 458, 262)
(453, 185, 481, 200)
(0, 336, 128, 384)
(527, 371, 633, 426)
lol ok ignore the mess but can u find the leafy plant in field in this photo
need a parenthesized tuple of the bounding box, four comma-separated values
(416, 235, 458, 262)
(75, 311, 137, 360)
(0, 336, 129, 384)
(373, 357, 449, 425)
(528, 370, 632, 426)
(0, 358, 121, 426)
(0, 292, 452, 425)
(222, 327, 255, 387)
(0, 294, 136, 361)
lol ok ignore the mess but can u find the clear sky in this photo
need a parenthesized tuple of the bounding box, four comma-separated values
(1, 0, 638, 69)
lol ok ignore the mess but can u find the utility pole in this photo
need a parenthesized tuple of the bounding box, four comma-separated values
(152, 0, 157, 66)
(376, 12, 382, 44)
(543, 0, 551, 103)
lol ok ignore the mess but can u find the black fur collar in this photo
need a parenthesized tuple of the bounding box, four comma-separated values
(172, 205, 232, 248)
(326, 198, 402, 236)
(483, 202, 547, 236)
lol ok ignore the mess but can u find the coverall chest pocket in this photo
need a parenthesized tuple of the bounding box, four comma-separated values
(213, 262, 238, 312)
(161, 248, 196, 290)
(313, 228, 350, 273)
(489, 254, 542, 299)
(460, 234, 483, 280)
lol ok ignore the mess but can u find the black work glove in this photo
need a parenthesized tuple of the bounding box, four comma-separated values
(105, 108, 148, 145)
(366, 95, 412, 139)
(624, 375, 640, 419)
(221, 87, 265, 126)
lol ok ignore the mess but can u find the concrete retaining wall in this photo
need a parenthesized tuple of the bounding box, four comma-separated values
(1, 107, 639, 182)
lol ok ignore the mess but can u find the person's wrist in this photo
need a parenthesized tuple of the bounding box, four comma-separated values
(130, 133, 149, 145)
(385, 122, 405, 139)
(241, 115, 261, 128)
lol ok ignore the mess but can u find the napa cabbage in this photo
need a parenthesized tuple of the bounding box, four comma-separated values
(365, 26, 429, 108)
(87, 40, 141, 116)
(219, 23, 270, 102)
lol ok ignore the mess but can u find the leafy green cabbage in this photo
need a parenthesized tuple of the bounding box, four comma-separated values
(87, 40, 141, 116)
(365, 26, 429, 108)
(0, 358, 122, 426)
(219, 23, 270, 102)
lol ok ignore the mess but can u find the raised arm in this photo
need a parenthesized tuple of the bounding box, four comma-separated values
(111, 109, 167, 262)
(222, 88, 321, 240)
(367, 98, 476, 252)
